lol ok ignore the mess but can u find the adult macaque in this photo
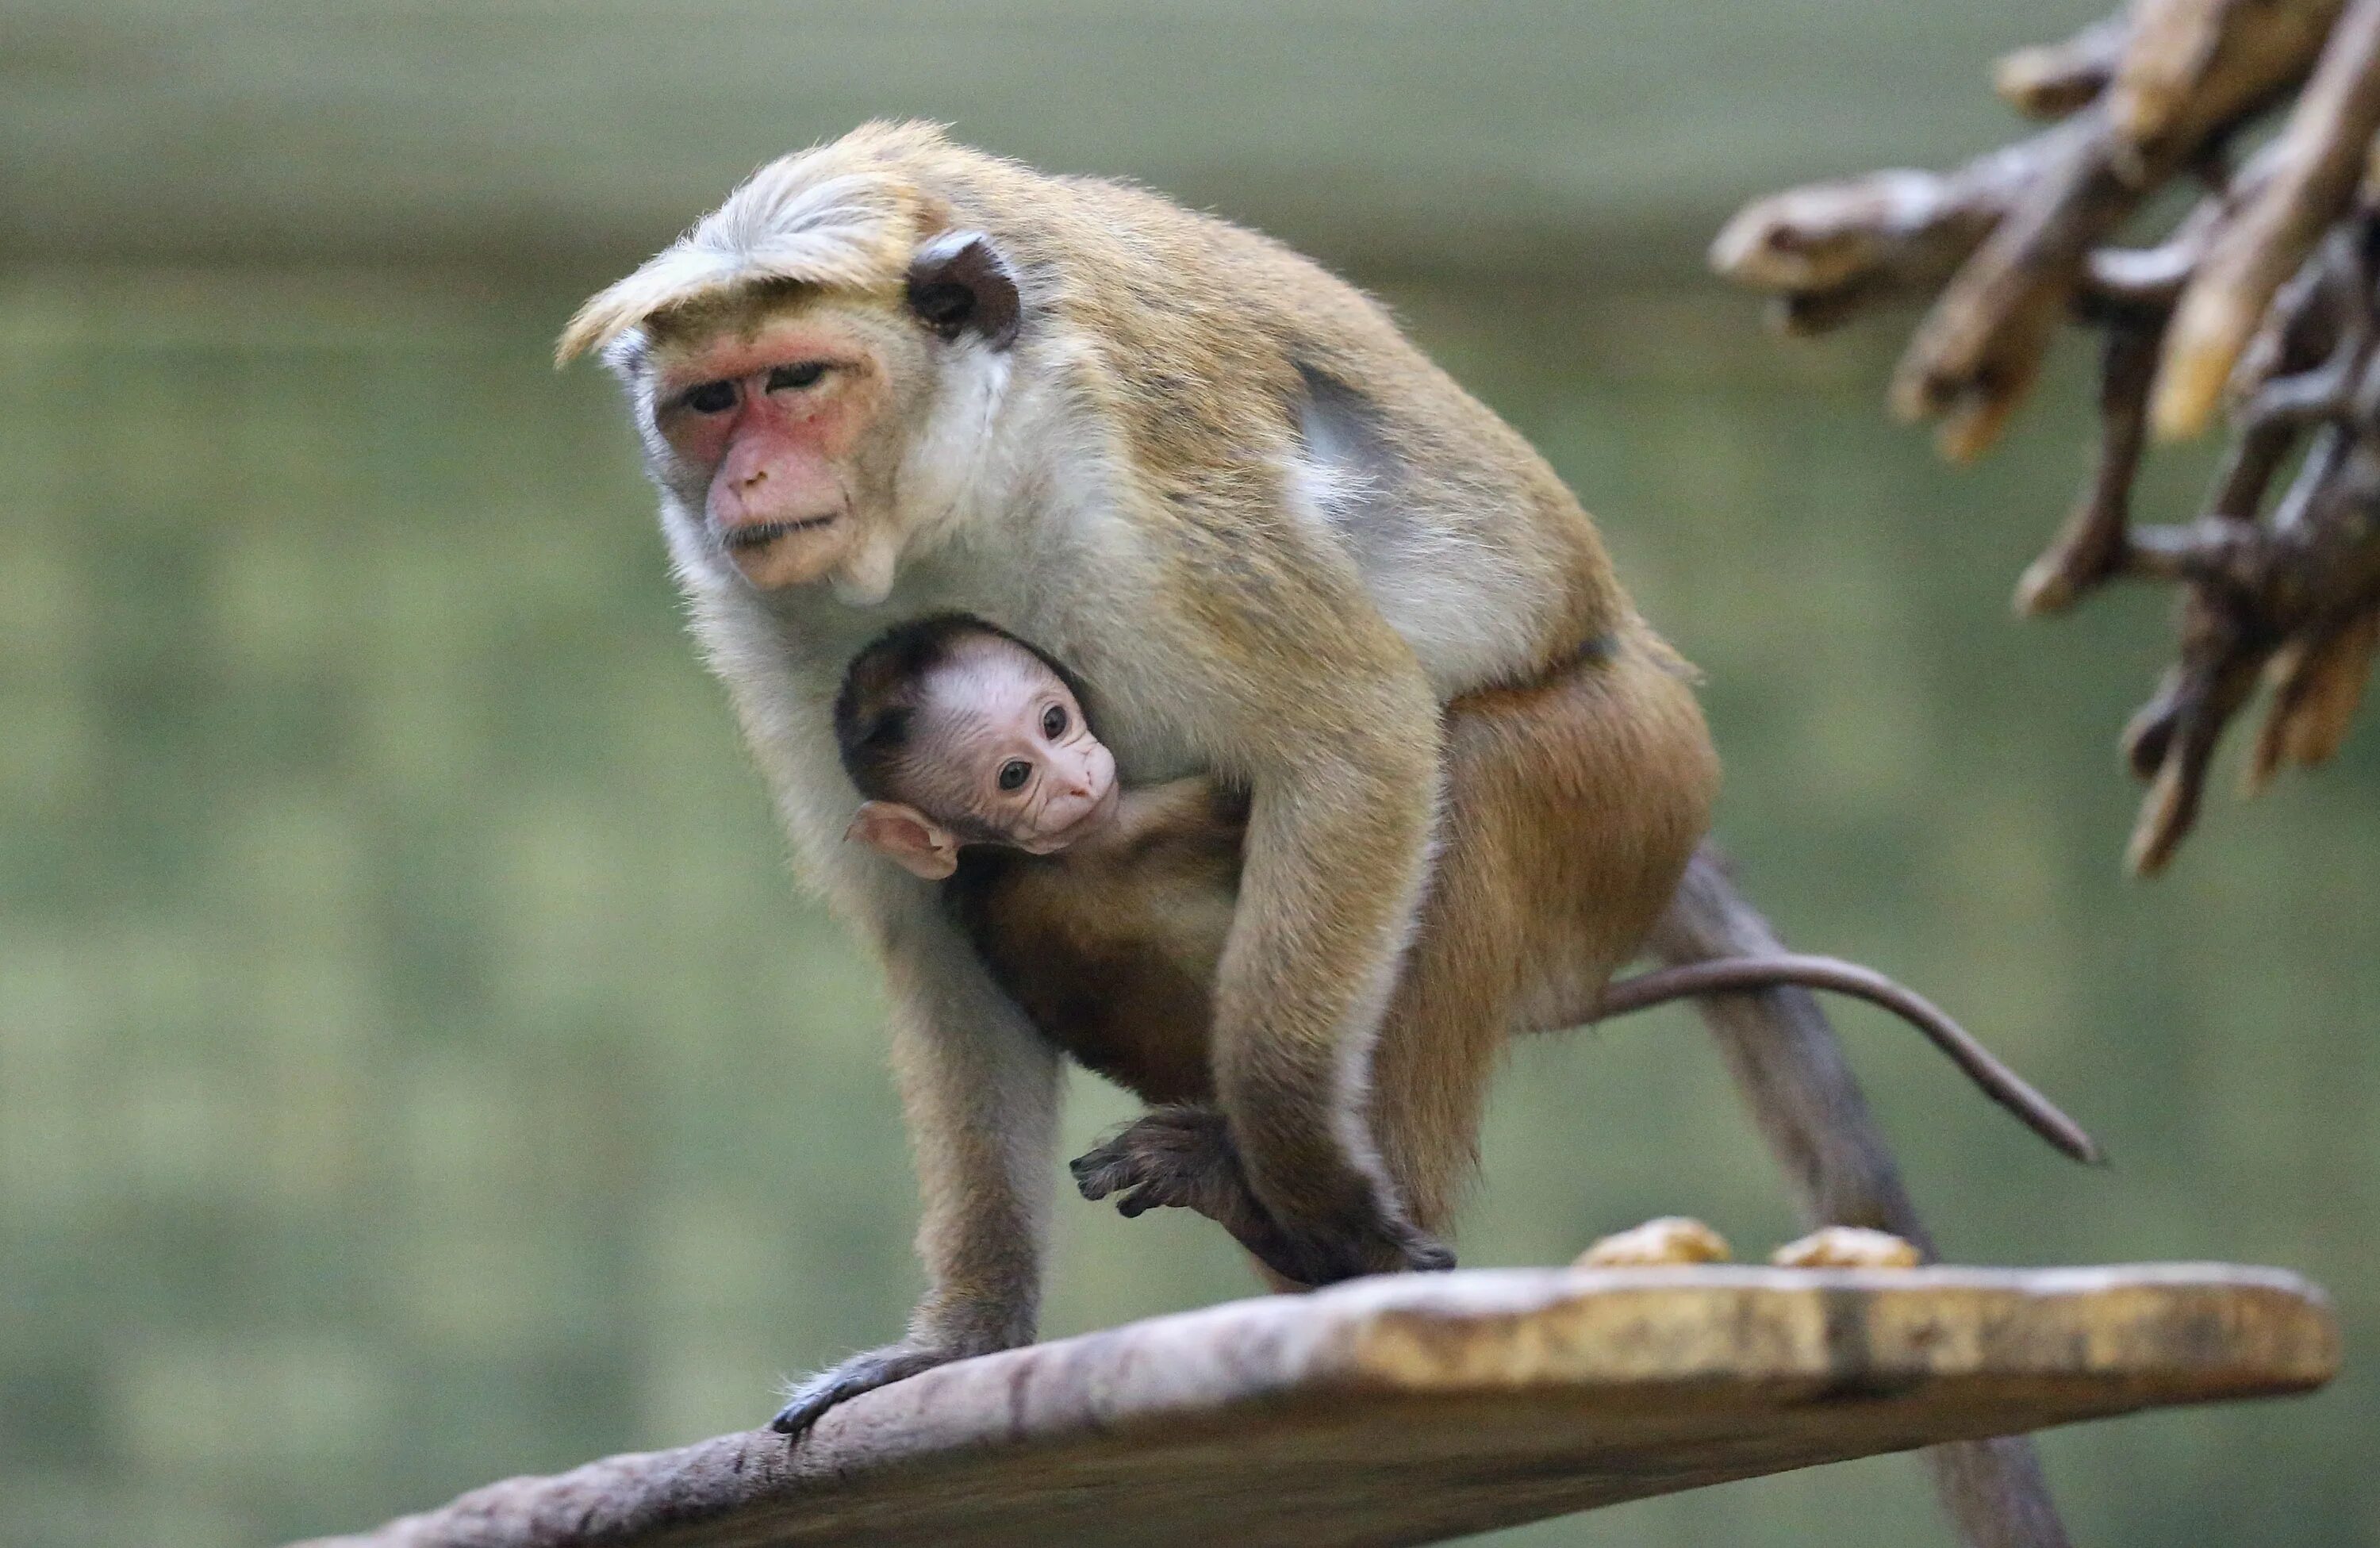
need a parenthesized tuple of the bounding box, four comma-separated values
(562, 123, 2078, 1544)
(562, 117, 1709, 1401)
(829, 609, 2094, 1277)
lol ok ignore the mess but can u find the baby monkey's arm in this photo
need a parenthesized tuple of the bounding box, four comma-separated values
(1096, 778, 1247, 853)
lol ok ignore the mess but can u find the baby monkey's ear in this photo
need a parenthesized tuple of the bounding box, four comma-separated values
(846, 801, 962, 880)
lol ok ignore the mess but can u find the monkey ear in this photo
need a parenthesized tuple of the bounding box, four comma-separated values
(906, 230, 1021, 351)
(846, 801, 962, 880)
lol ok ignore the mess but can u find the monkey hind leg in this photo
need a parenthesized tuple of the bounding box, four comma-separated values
(1473, 633, 1719, 1038)
(1366, 630, 1718, 1238)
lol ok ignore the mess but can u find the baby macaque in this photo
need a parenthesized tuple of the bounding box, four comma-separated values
(837, 617, 1125, 878)
(835, 614, 1244, 1106)
(833, 613, 2096, 1270)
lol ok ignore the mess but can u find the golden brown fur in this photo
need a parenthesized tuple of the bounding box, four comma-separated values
(566, 120, 1710, 1417)
(564, 122, 2079, 1542)
(969, 633, 1714, 1246)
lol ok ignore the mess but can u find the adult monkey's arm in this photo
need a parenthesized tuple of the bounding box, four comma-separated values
(771, 878, 1064, 1435)
(1159, 545, 1453, 1286)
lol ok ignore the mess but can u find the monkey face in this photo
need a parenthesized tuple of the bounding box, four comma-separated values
(596, 229, 1023, 604)
(647, 304, 919, 593)
(916, 638, 1119, 852)
(842, 638, 1119, 881)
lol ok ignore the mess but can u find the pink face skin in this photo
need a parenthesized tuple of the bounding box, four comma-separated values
(908, 638, 1120, 851)
(649, 314, 889, 591)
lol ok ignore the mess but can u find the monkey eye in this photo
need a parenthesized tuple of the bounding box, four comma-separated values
(1041, 704, 1067, 739)
(681, 380, 737, 414)
(766, 361, 828, 392)
(996, 759, 1031, 793)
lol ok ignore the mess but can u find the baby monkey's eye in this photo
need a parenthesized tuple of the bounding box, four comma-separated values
(766, 361, 828, 392)
(997, 759, 1032, 792)
(1042, 704, 1067, 738)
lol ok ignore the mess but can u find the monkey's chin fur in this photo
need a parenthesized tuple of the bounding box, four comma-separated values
(827, 529, 901, 606)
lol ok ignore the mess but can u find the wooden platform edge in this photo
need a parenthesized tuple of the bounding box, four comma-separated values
(293, 1262, 2340, 1548)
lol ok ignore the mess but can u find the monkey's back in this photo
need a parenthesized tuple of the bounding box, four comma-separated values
(820, 121, 1641, 692)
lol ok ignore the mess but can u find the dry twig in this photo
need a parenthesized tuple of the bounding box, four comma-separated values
(1714, 0, 2380, 871)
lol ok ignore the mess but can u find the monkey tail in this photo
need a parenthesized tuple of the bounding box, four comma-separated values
(1595, 953, 2104, 1166)
(1645, 847, 2079, 1548)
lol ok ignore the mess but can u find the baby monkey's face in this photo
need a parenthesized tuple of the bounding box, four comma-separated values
(846, 635, 1122, 881)
(916, 639, 1119, 851)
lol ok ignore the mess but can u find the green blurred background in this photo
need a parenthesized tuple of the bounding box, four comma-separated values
(2, 3, 2374, 1544)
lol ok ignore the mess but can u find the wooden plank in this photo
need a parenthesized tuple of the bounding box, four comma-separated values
(296, 1262, 2338, 1548)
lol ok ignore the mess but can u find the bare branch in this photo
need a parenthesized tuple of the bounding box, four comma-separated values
(1716, 4, 2380, 868)
(1998, 17, 2131, 121)
(2017, 316, 2164, 614)
(294, 1267, 2336, 1548)
(2155, 0, 2380, 437)
(1710, 123, 2088, 326)
(2252, 603, 2380, 786)
(2109, 0, 2345, 166)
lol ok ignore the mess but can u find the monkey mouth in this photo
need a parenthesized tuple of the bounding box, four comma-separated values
(722, 514, 839, 551)
(1046, 780, 1122, 845)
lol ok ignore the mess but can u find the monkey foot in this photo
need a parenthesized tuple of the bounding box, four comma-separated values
(1072, 1108, 1299, 1267)
(1071, 1108, 1453, 1285)
(771, 1342, 965, 1436)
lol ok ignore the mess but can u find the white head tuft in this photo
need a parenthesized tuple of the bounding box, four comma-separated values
(557, 121, 956, 365)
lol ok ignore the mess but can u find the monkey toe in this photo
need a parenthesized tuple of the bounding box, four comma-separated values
(1399, 1232, 1458, 1273)
(770, 1343, 952, 1437)
(1069, 1107, 1241, 1210)
(1068, 1150, 1127, 1201)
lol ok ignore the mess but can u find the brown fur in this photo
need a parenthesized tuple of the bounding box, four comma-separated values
(569, 121, 1711, 1410)
(967, 632, 1714, 1249)
(954, 778, 1250, 1104)
(577, 125, 2077, 1540)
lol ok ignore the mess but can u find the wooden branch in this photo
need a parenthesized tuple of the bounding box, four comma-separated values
(1714, 2, 2380, 869)
(2108, 0, 2345, 164)
(1709, 121, 2087, 334)
(2118, 424, 2380, 869)
(2253, 601, 2380, 785)
(1997, 17, 2130, 121)
(2017, 314, 2166, 614)
(2155, 0, 2380, 438)
(291, 1264, 2337, 1548)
